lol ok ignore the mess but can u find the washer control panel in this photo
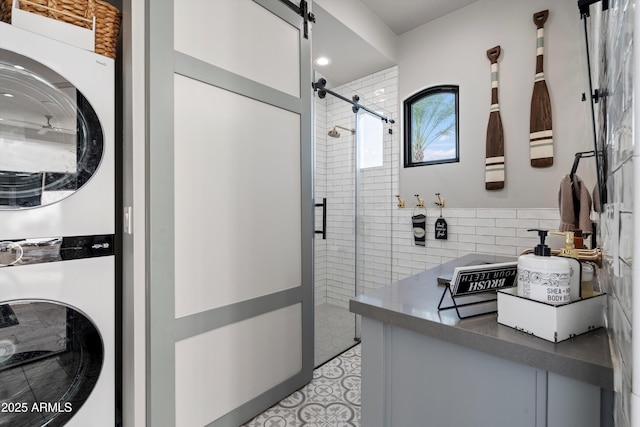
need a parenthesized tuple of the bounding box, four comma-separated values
(0, 235, 114, 267)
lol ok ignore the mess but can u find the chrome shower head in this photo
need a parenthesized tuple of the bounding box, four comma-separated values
(328, 125, 354, 138)
(328, 127, 340, 138)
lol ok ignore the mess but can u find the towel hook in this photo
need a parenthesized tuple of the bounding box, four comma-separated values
(434, 193, 445, 217)
(395, 195, 405, 208)
(415, 194, 424, 208)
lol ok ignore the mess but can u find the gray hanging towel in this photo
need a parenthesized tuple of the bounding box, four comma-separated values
(558, 174, 592, 235)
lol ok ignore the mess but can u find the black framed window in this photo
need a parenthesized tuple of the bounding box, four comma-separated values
(404, 85, 459, 167)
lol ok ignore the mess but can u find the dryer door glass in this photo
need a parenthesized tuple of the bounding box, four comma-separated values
(0, 301, 103, 427)
(0, 49, 104, 209)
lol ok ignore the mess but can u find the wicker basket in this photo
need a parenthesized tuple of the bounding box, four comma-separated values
(0, 0, 121, 59)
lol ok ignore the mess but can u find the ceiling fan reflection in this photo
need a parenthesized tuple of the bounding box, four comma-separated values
(37, 115, 75, 135)
(0, 115, 76, 137)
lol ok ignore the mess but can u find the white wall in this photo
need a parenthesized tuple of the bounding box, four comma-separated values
(399, 0, 597, 208)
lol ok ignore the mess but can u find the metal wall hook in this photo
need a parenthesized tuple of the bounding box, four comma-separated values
(415, 194, 424, 208)
(434, 193, 445, 217)
(395, 195, 405, 208)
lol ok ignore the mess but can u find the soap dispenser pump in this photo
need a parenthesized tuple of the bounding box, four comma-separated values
(518, 229, 572, 304)
(532, 229, 551, 256)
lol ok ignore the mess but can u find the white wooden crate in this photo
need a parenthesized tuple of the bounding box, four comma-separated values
(497, 287, 606, 343)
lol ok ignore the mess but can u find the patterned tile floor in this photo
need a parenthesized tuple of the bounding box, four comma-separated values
(242, 344, 361, 427)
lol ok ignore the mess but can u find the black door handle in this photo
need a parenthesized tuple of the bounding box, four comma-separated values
(315, 198, 326, 240)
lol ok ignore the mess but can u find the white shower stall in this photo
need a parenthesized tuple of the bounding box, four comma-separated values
(313, 67, 399, 365)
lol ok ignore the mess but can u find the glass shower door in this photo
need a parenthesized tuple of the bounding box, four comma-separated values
(314, 90, 393, 366)
(314, 95, 358, 366)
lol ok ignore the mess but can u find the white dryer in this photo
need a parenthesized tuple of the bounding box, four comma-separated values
(0, 22, 115, 427)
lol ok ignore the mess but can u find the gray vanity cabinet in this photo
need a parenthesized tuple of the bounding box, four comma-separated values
(361, 317, 607, 427)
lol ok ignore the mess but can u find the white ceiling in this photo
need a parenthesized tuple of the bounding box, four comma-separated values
(312, 0, 477, 86)
(358, 0, 478, 35)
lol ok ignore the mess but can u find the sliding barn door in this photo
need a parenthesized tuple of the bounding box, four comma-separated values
(146, 1, 313, 425)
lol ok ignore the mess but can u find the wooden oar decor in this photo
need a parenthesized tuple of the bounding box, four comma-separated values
(485, 46, 505, 190)
(530, 10, 553, 167)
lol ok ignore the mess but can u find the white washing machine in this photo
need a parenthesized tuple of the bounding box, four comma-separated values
(0, 21, 114, 238)
(0, 22, 115, 427)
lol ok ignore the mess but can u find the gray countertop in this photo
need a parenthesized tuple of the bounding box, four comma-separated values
(349, 253, 614, 390)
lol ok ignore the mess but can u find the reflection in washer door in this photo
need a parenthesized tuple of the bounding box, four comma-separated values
(0, 51, 104, 210)
(0, 301, 103, 427)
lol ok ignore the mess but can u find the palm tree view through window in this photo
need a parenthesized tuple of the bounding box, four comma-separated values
(404, 85, 459, 167)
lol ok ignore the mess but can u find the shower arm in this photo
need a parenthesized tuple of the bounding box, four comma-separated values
(334, 125, 355, 133)
(312, 78, 395, 124)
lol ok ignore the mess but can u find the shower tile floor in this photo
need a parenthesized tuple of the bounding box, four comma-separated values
(241, 344, 361, 427)
(314, 303, 358, 367)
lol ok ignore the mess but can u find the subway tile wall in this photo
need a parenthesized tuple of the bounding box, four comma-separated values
(391, 208, 560, 283)
(315, 68, 398, 308)
(592, 0, 634, 425)
(315, 67, 398, 307)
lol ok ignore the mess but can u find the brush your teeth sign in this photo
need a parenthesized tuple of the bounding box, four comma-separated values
(450, 262, 518, 296)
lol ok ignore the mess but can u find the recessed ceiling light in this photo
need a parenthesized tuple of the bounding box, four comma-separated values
(3, 93, 14, 98)
(315, 57, 332, 66)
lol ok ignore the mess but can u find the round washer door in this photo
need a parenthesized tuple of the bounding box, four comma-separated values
(0, 300, 103, 427)
(0, 49, 104, 209)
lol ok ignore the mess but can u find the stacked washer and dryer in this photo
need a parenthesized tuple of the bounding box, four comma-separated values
(0, 19, 116, 427)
